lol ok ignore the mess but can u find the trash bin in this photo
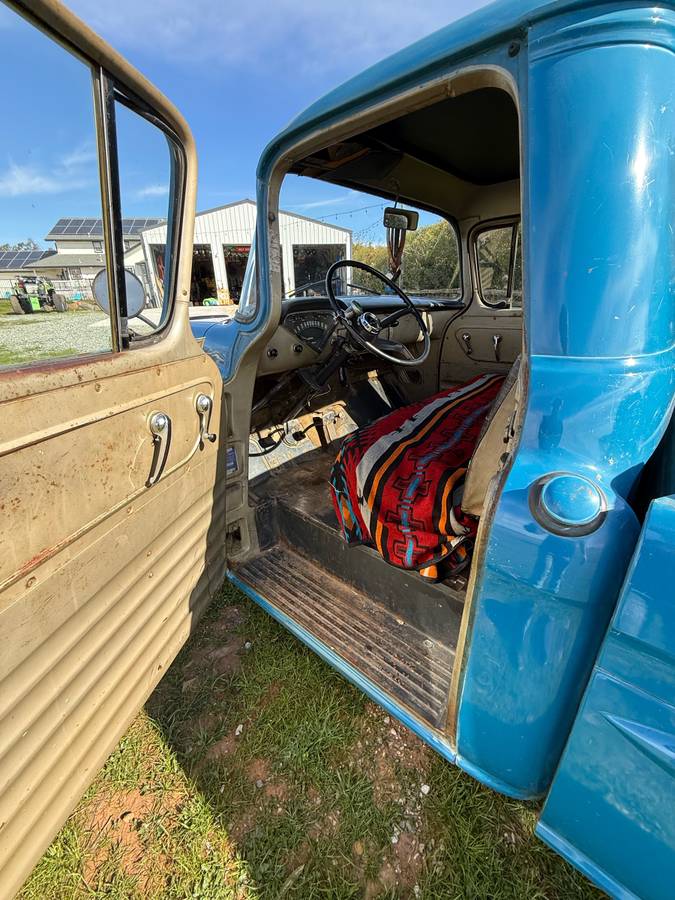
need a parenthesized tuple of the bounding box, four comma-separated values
(53, 293, 67, 312)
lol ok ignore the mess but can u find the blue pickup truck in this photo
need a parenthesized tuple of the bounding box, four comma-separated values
(2, 0, 674, 897)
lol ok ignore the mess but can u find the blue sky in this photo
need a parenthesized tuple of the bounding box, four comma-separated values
(1, 0, 491, 247)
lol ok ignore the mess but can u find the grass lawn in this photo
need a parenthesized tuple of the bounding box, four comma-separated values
(20, 583, 603, 899)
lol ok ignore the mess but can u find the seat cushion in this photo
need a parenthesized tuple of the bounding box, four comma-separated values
(329, 372, 504, 581)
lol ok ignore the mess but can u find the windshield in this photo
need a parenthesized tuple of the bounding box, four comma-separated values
(281, 204, 462, 300)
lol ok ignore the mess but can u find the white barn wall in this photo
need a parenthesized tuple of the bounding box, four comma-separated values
(141, 200, 351, 304)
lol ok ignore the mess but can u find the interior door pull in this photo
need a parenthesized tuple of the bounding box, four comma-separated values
(462, 332, 473, 356)
(196, 393, 217, 448)
(147, 411, 172, 486)
(493, 333, 502, 362)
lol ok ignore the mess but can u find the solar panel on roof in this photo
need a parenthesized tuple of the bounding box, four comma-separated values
(0, 249, 51, 270)
(45, 215, 166, 240)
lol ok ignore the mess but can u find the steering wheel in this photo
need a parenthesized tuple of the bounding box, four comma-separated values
(325, 259, 431, 367)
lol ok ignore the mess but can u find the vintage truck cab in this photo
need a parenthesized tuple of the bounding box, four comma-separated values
(1, 0, 674, 897)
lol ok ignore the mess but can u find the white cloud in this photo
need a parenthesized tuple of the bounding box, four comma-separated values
(0, 138, 96, 197)
(289, 191, 355, 211)
(61, 142, 97, 169)
(65, 0, 491, 75)
(0, 162, 87, 197)
(137, 183, 169, 198)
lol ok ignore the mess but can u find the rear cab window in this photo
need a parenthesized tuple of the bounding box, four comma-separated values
(474, 220, 522, 309)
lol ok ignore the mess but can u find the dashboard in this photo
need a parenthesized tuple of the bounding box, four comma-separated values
(283, 310, 336, 353)
(256, 294, 462, 375)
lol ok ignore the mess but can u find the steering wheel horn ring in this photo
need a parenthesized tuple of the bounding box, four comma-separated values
(325, 259, 431, 367)
(357, 311, 382, 335)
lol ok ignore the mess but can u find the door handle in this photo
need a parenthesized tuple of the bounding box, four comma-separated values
(196, 393, 217, 448)
(147, 411, 172, 486)
(461, 332, 473, 356)
(493, 333, 502, 362)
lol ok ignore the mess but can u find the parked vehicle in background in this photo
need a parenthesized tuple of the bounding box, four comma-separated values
(2, 1, 674, 898)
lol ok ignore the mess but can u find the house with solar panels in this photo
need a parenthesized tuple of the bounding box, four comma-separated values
(1, 205, 350, 307)
(0, 217, 168, 300)
(0, 249, 58, 297)
(27, 217, 166, 299)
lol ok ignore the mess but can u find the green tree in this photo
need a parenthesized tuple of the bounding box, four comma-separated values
(352, 221, 461, 296)
(401, 221, 460, 295)
(351, 241, 389, 292)
(0, 239, 41, 251)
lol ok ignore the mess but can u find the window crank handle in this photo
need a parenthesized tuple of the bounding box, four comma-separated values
(196, 393, 217, 447)
(147, 411, 172, 486)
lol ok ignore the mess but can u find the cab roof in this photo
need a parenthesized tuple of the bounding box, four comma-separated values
(260, 0, 613, 170)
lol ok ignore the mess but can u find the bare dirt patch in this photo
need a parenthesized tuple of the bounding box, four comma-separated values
(356, 703, 433, 809)
(79, 788, 183, 894)
(308, 806, 341, 841)
(181, 605, 248, 680)
(229, 808, 258, 845)
(365, 832, 425, 899)
(205, 733, 238, 761)
(246, 756, 290, 801)
(181, 633, 247, 679)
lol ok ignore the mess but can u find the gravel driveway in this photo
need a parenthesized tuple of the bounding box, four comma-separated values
(1, 310, 115, 364)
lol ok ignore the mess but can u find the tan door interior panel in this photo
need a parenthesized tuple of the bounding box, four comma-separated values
(439, 312, 522, 385)
(0, 351, 226, 896)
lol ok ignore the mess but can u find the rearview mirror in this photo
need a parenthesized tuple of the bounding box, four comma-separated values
(92, 268, 146, 319)
(383, 207, 419, 231)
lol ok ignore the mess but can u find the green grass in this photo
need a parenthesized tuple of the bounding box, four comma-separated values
(20, 583, 603, 899)
(0, 346, 78, 365)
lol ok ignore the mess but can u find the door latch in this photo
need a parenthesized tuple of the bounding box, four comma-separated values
(147, 411, 172, 486)
(493, 333, 502, 362)
(196, 393, 217, 448)
(461, 332, 473, 356)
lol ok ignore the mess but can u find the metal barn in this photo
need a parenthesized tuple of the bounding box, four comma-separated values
(141, 199, 352, 306)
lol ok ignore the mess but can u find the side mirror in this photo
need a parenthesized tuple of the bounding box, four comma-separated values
(92, 268, 146, 319)
(383, 207, 419, 231)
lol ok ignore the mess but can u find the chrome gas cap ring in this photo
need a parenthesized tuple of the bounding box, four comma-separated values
(529, 472, 607, 536)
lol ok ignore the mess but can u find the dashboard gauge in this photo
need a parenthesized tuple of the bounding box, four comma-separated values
(285, 312, 336, 352)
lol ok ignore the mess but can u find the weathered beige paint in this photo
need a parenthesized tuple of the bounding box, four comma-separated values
(0, 2, 227, 896)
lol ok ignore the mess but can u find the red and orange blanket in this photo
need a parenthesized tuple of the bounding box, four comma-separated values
(330, 373, 504, 581)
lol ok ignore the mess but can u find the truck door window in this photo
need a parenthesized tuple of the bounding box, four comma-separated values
(475, 221, 522, 308)
(113, 95, 182, 334)
(0, 11, 112, 370)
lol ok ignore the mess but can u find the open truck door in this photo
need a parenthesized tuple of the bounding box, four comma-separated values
(0, 2, 228, 893)
(537, 492, 675, 899)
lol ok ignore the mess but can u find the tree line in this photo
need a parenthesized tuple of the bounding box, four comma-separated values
(352, 220, 460, 296)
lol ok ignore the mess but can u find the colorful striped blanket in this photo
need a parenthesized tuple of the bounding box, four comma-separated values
(329, 373, 505, 581)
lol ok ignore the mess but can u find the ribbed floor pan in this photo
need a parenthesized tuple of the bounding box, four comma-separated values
(235, 546, 455, 730)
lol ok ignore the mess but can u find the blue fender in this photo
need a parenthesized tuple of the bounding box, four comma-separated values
(537, 495, 675, 899)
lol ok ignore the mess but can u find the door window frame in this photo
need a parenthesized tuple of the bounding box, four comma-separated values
(471, 216, 522, 310)
(3, 1, 187, 358)
(101, 81, 187, 348)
